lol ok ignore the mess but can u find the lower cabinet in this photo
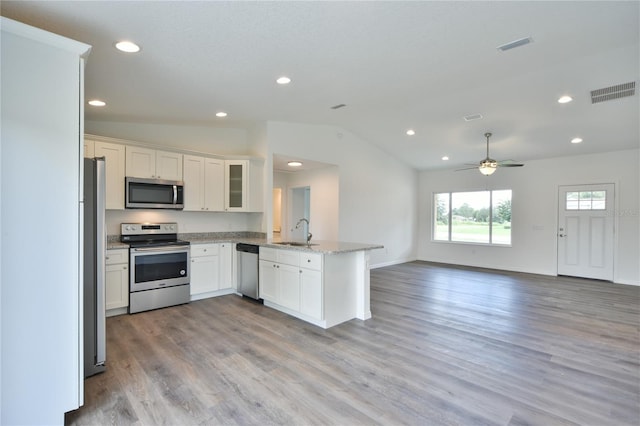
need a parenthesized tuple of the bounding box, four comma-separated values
(300, 267, 322, 319)
(259, 247, 323, 322)
(219, 243, 233, 290)
(190, 243, 235, 299)
(105, 249, 129, 311)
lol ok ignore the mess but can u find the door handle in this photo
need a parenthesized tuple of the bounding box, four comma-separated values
(559, 234, 567, 237)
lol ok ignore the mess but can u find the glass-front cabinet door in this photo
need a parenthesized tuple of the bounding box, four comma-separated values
(225, 160, 247, 211)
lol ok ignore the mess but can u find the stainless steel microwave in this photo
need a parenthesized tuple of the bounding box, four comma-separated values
(125, 177, 184, 209)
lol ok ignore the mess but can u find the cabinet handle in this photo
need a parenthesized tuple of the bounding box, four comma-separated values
(123, 266, 127, 270)
(307, 259, 311, 263)
(203, 249, 207, 252)
(105, 256, 110, 260)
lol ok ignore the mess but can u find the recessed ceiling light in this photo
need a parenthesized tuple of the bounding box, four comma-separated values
(115, 41, 141, 53)
(442, 156, 449, 161)
(558, 95, 573, 104)
(571, 137, 583, 144)
(215, 112, 228, 118)
(88, 100, 106, 107)
(276, 76, 291, 85)
(406, 129, 416, 136)
(287, 161, 302, 167)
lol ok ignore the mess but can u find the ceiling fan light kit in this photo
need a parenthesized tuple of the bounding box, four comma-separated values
(479, 161, 497, 175)
(456, 132, 524, 175)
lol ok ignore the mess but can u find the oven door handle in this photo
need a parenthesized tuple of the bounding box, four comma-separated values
(132, 246, 189, 253)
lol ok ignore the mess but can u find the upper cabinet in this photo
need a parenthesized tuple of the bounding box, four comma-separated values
(126, 146, 183, 181)
(224, 159, 263, 212)
(84, 136, 263, 212)
(94, 141, 125, 210)
(183, 155, 224, 212)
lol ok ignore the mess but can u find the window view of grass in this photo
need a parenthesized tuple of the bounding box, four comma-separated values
(434, 190, 512, 245)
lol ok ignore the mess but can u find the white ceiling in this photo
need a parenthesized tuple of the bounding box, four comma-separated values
(2, 1, 638, 171)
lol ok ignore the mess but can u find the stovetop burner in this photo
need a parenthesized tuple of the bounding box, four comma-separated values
(126, 239, 190, 248)
(120, 222, 189, 247)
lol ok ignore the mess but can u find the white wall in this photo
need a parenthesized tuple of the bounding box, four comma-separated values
(258, 121, 418, 267)
(86, 120, 249, 156)
(274, 166, 340, 242)
(105, 209, 262, 236)
(418, 149, 640, 285)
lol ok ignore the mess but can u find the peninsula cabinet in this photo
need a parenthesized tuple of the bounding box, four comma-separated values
(183, 155, 224, 212)
(259, 248, 334, 325)
(224, 159, 263, 212)
(126, 146, 183, 181)
(94, 141, 125, 209)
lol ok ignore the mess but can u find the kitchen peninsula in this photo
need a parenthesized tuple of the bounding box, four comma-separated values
(109, 233, 382, 329)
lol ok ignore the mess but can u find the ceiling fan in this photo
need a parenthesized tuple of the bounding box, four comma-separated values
(457, 132, 524, 175)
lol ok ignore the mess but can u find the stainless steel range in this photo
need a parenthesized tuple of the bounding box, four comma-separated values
(121, 223, 190, 314)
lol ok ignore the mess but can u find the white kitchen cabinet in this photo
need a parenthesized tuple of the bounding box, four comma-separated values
(224, 159, 263, 212)
(94, 141, 125, 209)
(279, 263, 301, 311)
(259, 247, 370, 329)
(300, 259, 323, 320)
(219, 243, 233, 290)
(183, 155, 224, 212)
(105, 249, 129, 311)
(259, 248, 322, 317)
(190, 243, 236, 300)
(126, 146, 183, 180)
(190, 244, 220, 295)
(259, 260, 279, 301)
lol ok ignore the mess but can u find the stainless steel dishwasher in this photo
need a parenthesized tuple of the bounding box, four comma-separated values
(236, 243, 260, 300)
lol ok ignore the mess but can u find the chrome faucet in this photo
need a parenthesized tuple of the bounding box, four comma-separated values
(295, 218, 312, 246)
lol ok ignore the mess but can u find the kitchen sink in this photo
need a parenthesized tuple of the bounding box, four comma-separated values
(274, 241, 318, 247)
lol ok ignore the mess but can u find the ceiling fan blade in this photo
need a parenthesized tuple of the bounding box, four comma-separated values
(499, 163, 524, 167)
(455, 166, 478, 171)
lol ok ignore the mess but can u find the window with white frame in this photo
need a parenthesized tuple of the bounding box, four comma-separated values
(434, 190, 512, 245)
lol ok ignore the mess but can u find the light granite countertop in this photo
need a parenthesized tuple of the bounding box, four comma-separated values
(108, 232, 383, 255)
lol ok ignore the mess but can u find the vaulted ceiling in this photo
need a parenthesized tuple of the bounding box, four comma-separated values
(2, 1, 638, 170)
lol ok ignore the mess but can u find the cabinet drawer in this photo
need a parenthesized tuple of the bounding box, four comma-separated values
(276, 249, 300, 267)
(300, 252, 322, 271)
(259, 247, 278, 262)
(105, 249, 128, 265)
(191, 244, 219, 257)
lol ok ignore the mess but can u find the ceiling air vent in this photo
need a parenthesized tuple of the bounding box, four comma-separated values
(591, 81, 635, 104)
(464, 113, 483, 121)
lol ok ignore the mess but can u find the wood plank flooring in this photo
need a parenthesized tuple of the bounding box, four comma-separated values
(66, 261, 640, 425)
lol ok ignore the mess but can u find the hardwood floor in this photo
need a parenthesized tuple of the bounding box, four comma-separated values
(66, 261, 640, 425)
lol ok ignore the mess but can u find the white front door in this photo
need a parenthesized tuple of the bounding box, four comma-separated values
(557, 184, 614, 281)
